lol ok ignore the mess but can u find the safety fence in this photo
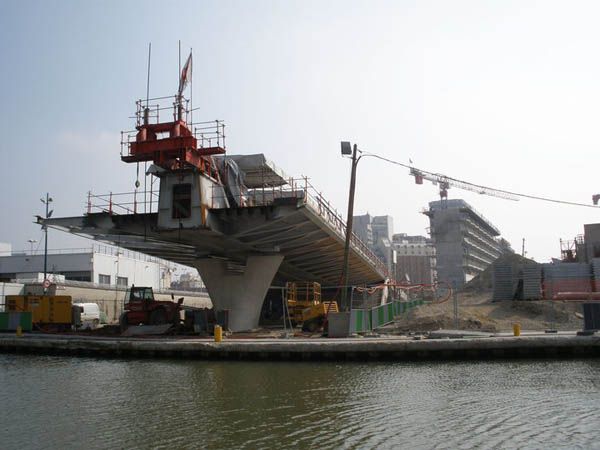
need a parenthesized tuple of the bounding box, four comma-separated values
(350, 299, 425, 333)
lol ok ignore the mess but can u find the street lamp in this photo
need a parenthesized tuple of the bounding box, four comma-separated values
(27, 239, 37, 255)
(340, 141, 361, 312)
(40, 193, 53, 292)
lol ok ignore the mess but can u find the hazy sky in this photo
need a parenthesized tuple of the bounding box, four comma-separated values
(1, 0, 599, 262)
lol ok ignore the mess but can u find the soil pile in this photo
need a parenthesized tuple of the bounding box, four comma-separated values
(388, 290, 583, 333)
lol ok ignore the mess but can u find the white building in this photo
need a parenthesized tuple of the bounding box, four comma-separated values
(0, 244, 185, 290)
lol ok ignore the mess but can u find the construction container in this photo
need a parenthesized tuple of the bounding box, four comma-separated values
(583, 303, 600, 332)
(5, 295, 73, 326)
(0, 312, 33, 332)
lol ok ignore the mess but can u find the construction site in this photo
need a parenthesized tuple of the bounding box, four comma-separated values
(1, 50, 600, 361)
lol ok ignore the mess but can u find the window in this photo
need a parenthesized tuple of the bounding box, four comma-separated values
(98, 274, 111, 285)
(117, 276, 128, 287)
(172, 184, 192, 219)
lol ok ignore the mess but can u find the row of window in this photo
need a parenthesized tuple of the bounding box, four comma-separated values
(98, 274, 128, 286)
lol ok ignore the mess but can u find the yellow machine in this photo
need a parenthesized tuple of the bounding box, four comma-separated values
(6, 295, 73, 330)
(286, 282, 338, 332)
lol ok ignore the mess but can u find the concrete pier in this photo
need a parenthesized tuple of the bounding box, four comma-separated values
(195, 255, 284, 332)
(0, 333, 598, 361)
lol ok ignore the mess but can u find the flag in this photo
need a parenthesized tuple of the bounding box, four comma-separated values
(178, 52, 192, 95)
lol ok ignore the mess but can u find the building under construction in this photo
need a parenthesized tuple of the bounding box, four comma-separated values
(424, 199, 510, 288)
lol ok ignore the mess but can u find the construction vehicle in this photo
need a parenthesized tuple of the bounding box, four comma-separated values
(119, 286, 183, 330)
(5, 295, 74, 331)
(286, 281, 339, 332)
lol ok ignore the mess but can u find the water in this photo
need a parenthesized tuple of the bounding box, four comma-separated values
(1, 355, 599, 449)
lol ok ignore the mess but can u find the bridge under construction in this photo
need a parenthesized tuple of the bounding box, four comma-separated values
(43, 94, 390, 331)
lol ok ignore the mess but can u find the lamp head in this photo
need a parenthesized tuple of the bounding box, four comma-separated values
(340, 141, 352, 156)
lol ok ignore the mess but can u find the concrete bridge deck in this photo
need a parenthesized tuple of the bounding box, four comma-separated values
(43, 156, 390, 331)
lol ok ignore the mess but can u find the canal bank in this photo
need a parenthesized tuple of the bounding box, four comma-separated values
(0, 332, 598, 361)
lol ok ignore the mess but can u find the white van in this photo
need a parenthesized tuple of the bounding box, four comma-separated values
(75, 303, 101, 329)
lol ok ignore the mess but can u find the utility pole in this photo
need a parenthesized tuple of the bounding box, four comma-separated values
(40, 193, 53, 292)
(340, 142, 358, 312)
(522, 238, 525, 257)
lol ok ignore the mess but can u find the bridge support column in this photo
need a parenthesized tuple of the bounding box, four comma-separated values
(194, 255, 284, 332)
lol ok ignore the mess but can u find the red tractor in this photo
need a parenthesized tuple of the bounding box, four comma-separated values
(119, 286, 183, 330)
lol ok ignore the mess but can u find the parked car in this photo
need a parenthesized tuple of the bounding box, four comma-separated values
(74, 303, 101, 329)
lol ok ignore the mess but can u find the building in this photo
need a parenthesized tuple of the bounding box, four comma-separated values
(353, 214, 374, 247)
(392, 233, 436, 284)
(0, 244, 181, 290)
(353, 214, 395, 276)
(424, 199, 505, 288)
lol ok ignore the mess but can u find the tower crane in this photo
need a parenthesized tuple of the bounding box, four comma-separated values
(364, 151, 597, 207)
(409, 167, 519, 201)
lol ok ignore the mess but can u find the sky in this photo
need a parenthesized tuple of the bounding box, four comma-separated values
(1, 0, 599, 262)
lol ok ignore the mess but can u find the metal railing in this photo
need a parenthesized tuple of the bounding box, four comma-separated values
(86, 190, 159, 215)
(211, 177, 390, 278)
(191, 120, 226, 149)
(10, 244, 180, 267)
(120, 95, 193, 157)
(134, 95, 191, 127)
(88, 179, 390, 278)
(119, 96, 226, 157)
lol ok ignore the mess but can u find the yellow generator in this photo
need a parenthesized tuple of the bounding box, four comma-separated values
(6, 295, 73, 331)
(286, 282, 338, 332)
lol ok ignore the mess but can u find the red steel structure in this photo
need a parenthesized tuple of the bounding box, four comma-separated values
(121, 96, 225, 173)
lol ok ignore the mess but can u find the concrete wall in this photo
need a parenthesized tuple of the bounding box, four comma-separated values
(395, 255, 435, 284)
(157, 172, 228, 230)
(93, 253, 167, 288)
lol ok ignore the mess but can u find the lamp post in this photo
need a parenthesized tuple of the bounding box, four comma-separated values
(40, 193, 53, 292)
(340, 142, 359, 312)
(27, 239, 37, 255)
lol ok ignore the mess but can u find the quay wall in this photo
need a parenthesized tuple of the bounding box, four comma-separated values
(0, 334, 598, 362)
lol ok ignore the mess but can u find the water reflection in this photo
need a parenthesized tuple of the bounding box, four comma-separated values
(1, 356, 598, 449)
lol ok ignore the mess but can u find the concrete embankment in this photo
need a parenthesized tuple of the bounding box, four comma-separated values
(0, 333, 599, 361)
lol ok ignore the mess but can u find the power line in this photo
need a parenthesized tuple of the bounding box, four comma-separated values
(361, 151, 600, 209)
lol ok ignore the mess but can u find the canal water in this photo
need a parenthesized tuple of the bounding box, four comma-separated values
(1, 355, 599, 449)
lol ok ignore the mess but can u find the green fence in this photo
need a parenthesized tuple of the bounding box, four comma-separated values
(0, 312, 33, 332)
(350, 300, 424, 333)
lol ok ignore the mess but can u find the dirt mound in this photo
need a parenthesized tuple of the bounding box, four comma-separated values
(388, 290, 583, 333)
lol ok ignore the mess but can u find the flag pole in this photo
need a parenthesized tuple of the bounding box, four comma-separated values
(146, 42, 151, 109)
(178, 40, 182, 121)
(190, 47, 193, 126)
